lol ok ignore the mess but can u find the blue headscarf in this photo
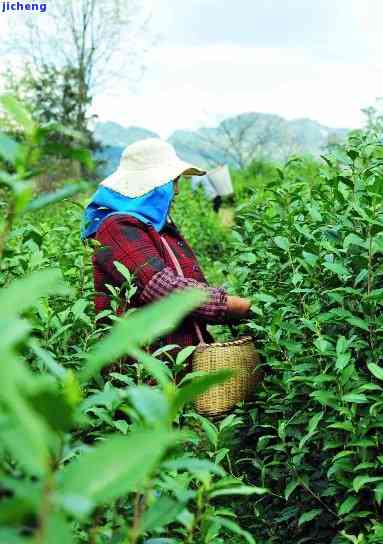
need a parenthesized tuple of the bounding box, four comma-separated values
(81, 181, 174, 240)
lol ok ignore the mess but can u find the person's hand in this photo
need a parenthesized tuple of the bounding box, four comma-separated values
(227, 296, 251, 319)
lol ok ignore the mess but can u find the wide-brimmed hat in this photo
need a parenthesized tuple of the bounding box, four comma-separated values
(101, 138, 206, 198)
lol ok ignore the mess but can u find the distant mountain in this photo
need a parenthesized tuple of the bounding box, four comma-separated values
(94, 121, 159, 147)
(94, 122, 160, 176)
(95, 145, 124, 177)
(168, 114, 349, 168)
(94, 114, 349, 175)
(287, 118, 349, 149)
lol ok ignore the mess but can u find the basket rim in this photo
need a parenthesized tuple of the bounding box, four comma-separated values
(195, 335, 254, 352)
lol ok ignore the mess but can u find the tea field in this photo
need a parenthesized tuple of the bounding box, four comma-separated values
(1, 97, 383, 543)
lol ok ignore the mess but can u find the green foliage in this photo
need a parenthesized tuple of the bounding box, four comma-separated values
(0, 63, 99, 194)
(3, 93, 383, 543)
(0, 96, 253, 544)
(227, 132, 383, 542)
(1, 62, 93, 140)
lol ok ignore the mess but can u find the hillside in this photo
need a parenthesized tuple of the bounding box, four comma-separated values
(94, 122, 160, 176)
(95, 113, 349, 175)
(94, 121, 159, 147)
(169, 114, 348, 167)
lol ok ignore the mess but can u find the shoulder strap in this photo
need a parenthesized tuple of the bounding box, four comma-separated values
(160, 235, 205, 345)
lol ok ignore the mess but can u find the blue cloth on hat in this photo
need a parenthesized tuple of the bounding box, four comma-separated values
(81, 182, 174, 239)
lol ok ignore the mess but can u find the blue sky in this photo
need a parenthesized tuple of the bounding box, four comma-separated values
(92, 0, 382, 136)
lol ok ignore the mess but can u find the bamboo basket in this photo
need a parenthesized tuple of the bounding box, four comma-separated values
(192, 336, 261, 416)
(160, 236, 260, 416)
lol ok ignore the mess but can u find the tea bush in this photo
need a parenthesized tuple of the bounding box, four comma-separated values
(2, 94, 383, 544)
(227, 133, 383, 543)
(0, 97, 263, 544)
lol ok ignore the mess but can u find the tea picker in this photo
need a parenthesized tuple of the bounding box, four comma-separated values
(192, 164, 234, 212)
(82, 140, 258, 417)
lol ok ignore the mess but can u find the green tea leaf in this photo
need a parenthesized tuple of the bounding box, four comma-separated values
(29, 339, 67, 380)
(113, 260, 133, 282)
(307, 204, 322, 222)
(342, 393, 369, 404)
(314, 337, 332, 353)
(254, 293, 276, 304)
(142, 497, 184, 532)
(42, 511, 74, 544)
(308, 411, 324, 434)
(336, 352, 351, 370)
(210, 485, 268, 498)
(343, 233, 366, 251)
(323, 261, 350, 278)
(0, 95, 35, 135)
(353, 475, 383, 493)
(187, 413, 218, 447)
(59, 429, 178, 518)
(0, 529, 29, 544)
(0, 132, 21, 165)
(311, 391, 338, 408)
(80, 289, 206, 383)
(0, 363, 51, 476)
(127, 346, 172, 388)
(208, 515, 255, 544)
(284, 479, 300, 500)
(144, 538, 181, 544)
(302, 251, 318, 267)
(127, 386, 170, 425)
(0, 270, 69, 318)
(339, 496, 358, 516)
(346, 316, 369, 331)
(298, 508, 322, 526)
(163, 457, 225, 477)
(274, 236, 289, 251)
(367, 363, 383, 381)
(172, 370, 232, 414)
(175, 346, 196, 366)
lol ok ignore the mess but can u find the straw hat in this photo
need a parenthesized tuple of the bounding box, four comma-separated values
(101, 138, 206, 198)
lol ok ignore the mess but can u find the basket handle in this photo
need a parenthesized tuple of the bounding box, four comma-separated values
(160, 235, 205, 345)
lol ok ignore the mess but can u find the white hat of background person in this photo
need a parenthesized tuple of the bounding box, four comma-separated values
(101, 138, 206, 198)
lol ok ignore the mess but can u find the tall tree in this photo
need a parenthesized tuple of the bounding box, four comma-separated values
(0, 64, 97, 190)
(191, 113, 292, 169)
(5, 0, 151, 134)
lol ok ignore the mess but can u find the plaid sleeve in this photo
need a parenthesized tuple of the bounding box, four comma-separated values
(139, 266, 228, 324)
(95, 216, 166, 291)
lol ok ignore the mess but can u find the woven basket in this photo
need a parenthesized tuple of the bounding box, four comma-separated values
(192, 336, 261, 416)
(159, 236, 259, 416)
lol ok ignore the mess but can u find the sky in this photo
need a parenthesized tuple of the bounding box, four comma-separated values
(1, 0, 382, 137)
(92, 0, 382, 136)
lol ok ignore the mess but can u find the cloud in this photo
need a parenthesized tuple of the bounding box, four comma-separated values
(149, 0, 375, 55)
(92, 41, 382, 137)
(92, 0, 382, 135)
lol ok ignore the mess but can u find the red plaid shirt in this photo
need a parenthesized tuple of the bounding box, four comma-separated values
(92, 214, 228, 351)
